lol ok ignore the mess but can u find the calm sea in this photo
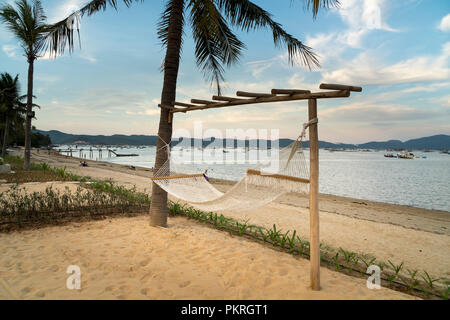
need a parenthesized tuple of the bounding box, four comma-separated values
(59, 146, 450, 212)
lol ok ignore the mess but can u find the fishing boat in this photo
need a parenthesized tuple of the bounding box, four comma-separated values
(384, 153, 395, 158)
(397, 151, 414, 159)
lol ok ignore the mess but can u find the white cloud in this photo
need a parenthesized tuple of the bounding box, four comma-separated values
(333, 0, 398, 47)
(44, 88, 160, 119)
(36, 74, 61, 84)
(48, 0, 85, 23)
(79, 53, 97, 63)
(430, 94, 450, 108)
(304, 0, 399, 71)
(321, 42, 450, 85)
(438, 13, 450, 32)
(2, 44, 18, 58)
(400, 82, 450, 93)
(305, 33, 341, 64)
(37, 51, 61, 60)
(339, 0, 395, 31)
(288, 74, 320, 92)
(246, 55, 286, 78)
(37, 51, 96, 63)
(319, 102, 446, 122)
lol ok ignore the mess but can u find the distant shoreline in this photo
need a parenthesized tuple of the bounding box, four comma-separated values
(36, 129, 450, 150)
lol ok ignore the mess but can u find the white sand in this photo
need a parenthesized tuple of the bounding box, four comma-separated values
(0, 216, 414, 300)
(1, 149, 447, 299)
(221, 202, 450, 279)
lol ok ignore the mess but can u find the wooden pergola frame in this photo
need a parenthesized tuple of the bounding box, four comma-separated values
(159, 83, 362, 290)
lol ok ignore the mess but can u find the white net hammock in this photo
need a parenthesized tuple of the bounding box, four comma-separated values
(152, 119, 316, 212)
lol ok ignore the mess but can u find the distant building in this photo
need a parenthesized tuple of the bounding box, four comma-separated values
(72, 140, 89, 145)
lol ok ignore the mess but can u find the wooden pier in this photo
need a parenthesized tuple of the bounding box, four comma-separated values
(57, 147, 139, 159)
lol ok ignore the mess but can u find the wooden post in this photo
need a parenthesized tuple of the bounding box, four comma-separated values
(308, 98, 320, 290)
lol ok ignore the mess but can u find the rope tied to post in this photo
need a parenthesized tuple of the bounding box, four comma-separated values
(284, 118, 318, 170)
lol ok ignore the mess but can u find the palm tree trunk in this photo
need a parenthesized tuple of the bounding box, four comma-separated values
(24, 58, 34, 170)
(150, 0, 184, 227)
(1, 115, 9, 158)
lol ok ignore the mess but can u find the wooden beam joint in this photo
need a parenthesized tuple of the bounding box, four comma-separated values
(319, 83, 362, 92)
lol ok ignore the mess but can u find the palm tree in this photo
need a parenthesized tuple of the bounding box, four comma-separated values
(0, 0, 49, 169)
(0, 73, 35, 159)
(0, 73, 27, 158)
(43, 0, 339, 227)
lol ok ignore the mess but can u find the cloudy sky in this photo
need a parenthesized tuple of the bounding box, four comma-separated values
(0, 0, 449, 143)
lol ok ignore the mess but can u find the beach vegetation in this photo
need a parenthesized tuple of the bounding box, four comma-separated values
(421, 270, 441, 290)
(0, 183, 150, 232)
(0, 156, 62, 183)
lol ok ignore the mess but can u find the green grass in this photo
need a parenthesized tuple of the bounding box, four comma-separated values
(0, 156, 64, 183)
(2, 155, 24, 169)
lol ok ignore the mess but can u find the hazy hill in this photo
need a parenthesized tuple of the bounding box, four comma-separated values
(36, 130, 450, 150)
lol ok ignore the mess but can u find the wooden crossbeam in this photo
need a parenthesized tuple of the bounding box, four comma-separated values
(246, 169, 310, 184)
(170, 90, 350, 114)
(191, 99, 215, 105)
(173, 102, 197, 108)
(151, 173, 204, 181)
(271, 89, 311, 95)
(212, 95, 245, 102)
(236, 91, 275, 98)
(319, 83, 362, 92)
(160, 83, 360, 114)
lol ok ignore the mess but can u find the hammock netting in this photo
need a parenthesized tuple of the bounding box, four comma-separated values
(152, 120, 315, 212)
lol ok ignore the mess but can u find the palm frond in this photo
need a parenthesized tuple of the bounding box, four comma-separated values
(301, 0, 340, 19)
(42, 0, 143, 57)
(0, 3, 28, 46)
(157, 0, 185, 72)
(0, 72, 25, 117)
(0, 0, 50, 59)
(215, 0, 323, 69)
(189, 0, 244, 94)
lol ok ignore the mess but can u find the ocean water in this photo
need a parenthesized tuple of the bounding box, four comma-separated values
(59, 145, 450, 212)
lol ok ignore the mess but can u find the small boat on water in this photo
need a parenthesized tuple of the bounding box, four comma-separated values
(397, 151, 414, 159)
(384, 153, 395, 158)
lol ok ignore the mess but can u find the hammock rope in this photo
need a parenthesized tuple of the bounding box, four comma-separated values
(151, 118, 317, 212)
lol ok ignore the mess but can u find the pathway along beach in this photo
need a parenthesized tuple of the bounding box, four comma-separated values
(0, 149, 448, 299)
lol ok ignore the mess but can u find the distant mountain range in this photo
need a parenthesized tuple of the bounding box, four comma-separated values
(36, 130, 450, 150)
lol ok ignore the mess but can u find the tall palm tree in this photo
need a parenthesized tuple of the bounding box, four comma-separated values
(0, 0, 49, 169)
(43, 0, 339, 227)
(0, 73, 27, 158)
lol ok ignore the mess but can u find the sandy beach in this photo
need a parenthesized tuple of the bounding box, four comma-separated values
(0, 215, 415, 300)
(1, 149, 449, 299)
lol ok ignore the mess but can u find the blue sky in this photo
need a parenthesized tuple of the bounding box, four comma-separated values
(0, 0, 449, 143)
